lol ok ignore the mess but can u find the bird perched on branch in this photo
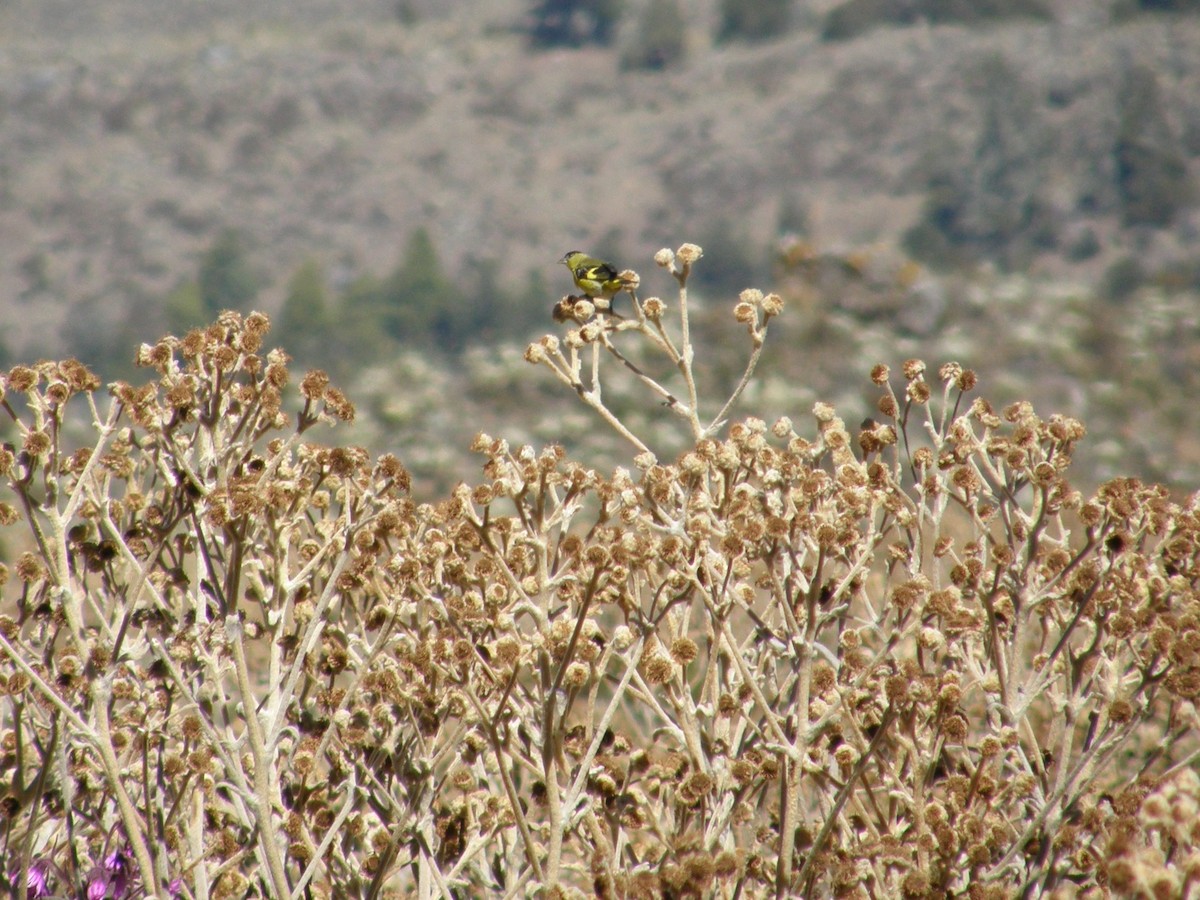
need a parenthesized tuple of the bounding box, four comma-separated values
(559, 250, 628, 301)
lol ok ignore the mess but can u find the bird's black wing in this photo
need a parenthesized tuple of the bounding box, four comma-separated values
(578, 259, 619, 282)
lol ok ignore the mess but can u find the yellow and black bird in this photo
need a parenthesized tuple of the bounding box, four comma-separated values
(559, 250, 627, 301)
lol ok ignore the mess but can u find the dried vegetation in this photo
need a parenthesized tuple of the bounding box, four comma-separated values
(1, 246, 1198, 898)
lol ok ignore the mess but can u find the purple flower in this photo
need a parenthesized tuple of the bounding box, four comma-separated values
(19, 859, 53, 898)
(85, 846, 135, 899)
(105, 847, 131, 890)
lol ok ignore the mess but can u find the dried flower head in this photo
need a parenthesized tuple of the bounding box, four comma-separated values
(8, 365, 38, 392)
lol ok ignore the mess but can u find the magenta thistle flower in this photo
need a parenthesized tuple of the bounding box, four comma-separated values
(18, 859, 53, 898)
(85, 846, 135, 899)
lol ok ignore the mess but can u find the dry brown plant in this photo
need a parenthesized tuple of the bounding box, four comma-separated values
(0, 248, 1198, 899)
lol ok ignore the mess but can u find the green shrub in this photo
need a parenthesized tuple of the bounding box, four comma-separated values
(332, 272, 402, 368)
(276, 257, 333, 367)
(1101, 255, 1148, 302)
(1064, 225, 1101, 262)
(822, 0, 915, 40)
(163, 277, 206, 333)
(620, 0, 686, 70)
(197, 228, 259, 314)
(690, 215, 769, 296)
(163, 230, 261, 333)
(1115, 66, 1192, 228)
(383, 227, 466, 346)
(923, 0, 1052, 23)
(717, 0, 792, 41)
(1113, 0, 1200, 15)
(527, 0, 624, 47)
(823, 0, 1051, 41)
(903, 56, 1057, 269)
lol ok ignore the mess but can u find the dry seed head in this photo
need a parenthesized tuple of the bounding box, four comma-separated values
(642, 652, 674, 685)
(731, 759, 755, 785)
(58, 359, 99, 392)
(1108, 697, 1135, 723)
(670, 637, 699, 665)
(944, 713, 969, 741)
(575, 299, 597, 322)
(677, 243, 703, 264)
(886, 674, 911, 704)
(952, 466, 982, 495)
(901, 871, 930, 898)
(15, 552, 45, 582)
(919, 627, 945, 651)
(322, 387, 355, 421)
(214, 345, 238, 370)
(563, 662, 589, 689)
(938, 362, 962, 383)
(834, 745, 859, 772)
(654, 248, 675, 268)
(681, 771, 714, 802)
(245, 310, 269, 335)
(680, 451, 706, 475)
(7, 366, 38, 392)
(891, 579, 927, 610)
(938, 678, 963, 706)
(265, 360, 288, 388)
(612, 627, 634, 651)
(907, 380, 931, 404)
(713, 851, 741, 879)
(739, 288, 764, 305)
(45, 381, 70, 404)
(585, 545, 611, 568)
(1004, 400, 1034, 423)
(22, 431, 50, 457)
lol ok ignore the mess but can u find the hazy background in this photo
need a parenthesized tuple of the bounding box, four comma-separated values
(1, 0, 1198, 490)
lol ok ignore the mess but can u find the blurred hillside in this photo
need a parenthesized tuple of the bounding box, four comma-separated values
(1, 0, 1198, 489)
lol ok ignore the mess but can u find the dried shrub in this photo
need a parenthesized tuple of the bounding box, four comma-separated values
(0, 255, 1197, 898)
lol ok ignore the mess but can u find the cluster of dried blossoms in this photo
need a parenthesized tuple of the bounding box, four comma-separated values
(0, 260, 1197, 899)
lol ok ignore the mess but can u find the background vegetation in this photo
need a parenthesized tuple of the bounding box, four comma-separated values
(2, 0, 1199, 494)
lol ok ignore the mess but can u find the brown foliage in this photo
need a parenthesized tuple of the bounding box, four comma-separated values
(0, 256, 1198, 898)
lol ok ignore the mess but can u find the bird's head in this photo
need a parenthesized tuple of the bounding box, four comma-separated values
(560, 251, 585, 268)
